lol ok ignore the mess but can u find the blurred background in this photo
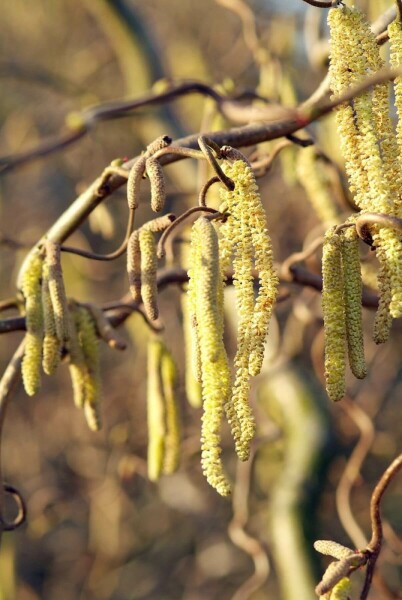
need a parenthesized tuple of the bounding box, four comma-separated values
(0, 0, 402, 598)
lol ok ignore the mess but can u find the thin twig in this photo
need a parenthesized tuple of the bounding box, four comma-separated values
(0, 340, 26, 542)
(157, 206, 219, 259)
(336, 398, 374, 549)
(229, 443, 270, 600)
(360, 453, 402, 599)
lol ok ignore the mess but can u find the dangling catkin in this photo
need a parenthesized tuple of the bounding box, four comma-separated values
(127, 156, 146, 211)
(127, 230, 142, 303)
(20, 250, 44, 396)
(296, 146, 340, 224)
(41, 261, 61, 375)
(188, 217, 231, 496)
(161, 348, 181, 475)
(341, 227, 366, 379)
(147, 339, 166, 481)
(139, 228, 159, 320)
(219, 155, 278, 459)
(146, 157, 166, 213)
(45, 240, 70, 346)
(322, 228, 346, 402)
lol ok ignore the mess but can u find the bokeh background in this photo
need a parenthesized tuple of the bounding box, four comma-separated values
(0, 0, 401, 598)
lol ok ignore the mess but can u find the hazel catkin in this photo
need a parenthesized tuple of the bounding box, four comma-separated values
(322, 228, 346, 402)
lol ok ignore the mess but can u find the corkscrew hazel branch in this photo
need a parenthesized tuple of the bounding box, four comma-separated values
(157, 206, 221, 259)
(198, 176, 220, 207)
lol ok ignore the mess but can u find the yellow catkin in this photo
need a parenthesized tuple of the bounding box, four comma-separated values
(74, 306, 102, 430)
(147, 340, 166, 482)
(127, 156, 146, 210)
(161, 348, 181, 475)
(314, 540, 354, 560)
(329, 578, 352, 600)
(322, 228, 346, 402)
(219, 156, 278, 459)
(373, 226, 402, 319)
(146, 157, 166, 213)
(67, 306, 87, 408)
(127, 230, 142, 303)
(341, 227, 367, 379)
(41, 261, 61, 375)
(20, 250, 44, 396)
(188, 217, 231, 496)
(389, 21, 402, 180)
(139, 228, 159, 321)
(45, 240, 70, 346)
(296, 146, 340, 224)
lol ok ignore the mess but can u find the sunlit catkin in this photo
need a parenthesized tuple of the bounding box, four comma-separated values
(188, 217, 231, 496)
(21, 250, 44, 396)
(341, 227, 366, 379)
(41, 261, 61, 375)
(181, 291, 202, 407)
(45, 240, 70, 346)
(147, 340, 166, 481)
(161, 348, 181, 475)
(219, 156, 278, 458)
(146, 157, 165, 212)
(322, 228, 346, 402)
(139, 228, 159, 320)
(389, 21, 402, 177)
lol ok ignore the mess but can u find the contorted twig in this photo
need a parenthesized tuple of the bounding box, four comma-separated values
(228, 443, 270, 600)
(0, 340, 27, 543)
(361, 453, 402, 599)
(336, 398, 374, 549)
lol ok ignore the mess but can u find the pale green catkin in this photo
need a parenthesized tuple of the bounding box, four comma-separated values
(296, 146, 340, 224)
(70, 306, 102, 431)
(41, 261, 61, 375)
(341, 227, 367, 379)
(68, 306, 87, 409)
(161, 348, 181, 475)
(322, 228, 346, 402)
(181, 291, 202, 407)
(21, 250, 44, 396)
(45, 240, 70, 346)
(147, 340, 166, 481)
(139, 228, 159, 321)
(188, 217, 231, 496)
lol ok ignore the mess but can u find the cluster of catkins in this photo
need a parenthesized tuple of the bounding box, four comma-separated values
(18, 240, 112, 430)
(187, 149, 278, 496)
(314, 540, 365, 599)
(322, 6, 402, 401)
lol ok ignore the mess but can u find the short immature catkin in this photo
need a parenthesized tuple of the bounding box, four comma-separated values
(21, 250, 44, 396)
(161, 348, 181, 475)
(41, 261, 61, 375)
(316, 553, 362, 596)
(341, 227, 366, 379)
(45, 240, 70, 346)
(139, 228, 159, 321)
(146, 157, 166, 213)
(127, 156, 147, 211)
(328, 578, 352, 600)
(188, 217, 231, 496)
(147, 339, 166, 481)
(314, 540, 354, 561)
(322, 228, 346, 402)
